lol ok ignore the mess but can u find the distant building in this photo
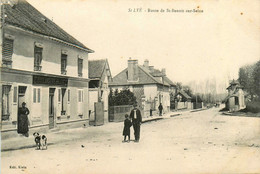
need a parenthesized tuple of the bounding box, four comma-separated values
(88, 59, 112, 124)
(174, 91, 192, 110)
(109, 59, 176, 117)
(1, 0, 93, 138)
(224, 80, 245, 112)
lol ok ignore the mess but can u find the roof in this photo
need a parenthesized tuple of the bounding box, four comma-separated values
(88, 59, 107, 79)
(4, 0, 93, 52)
(176, 91, 192, 99)
(226, 80, 243, 90)
(109, 65, 175, 87)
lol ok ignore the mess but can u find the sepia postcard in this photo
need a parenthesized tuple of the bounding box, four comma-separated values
(1, 0, 260, 174)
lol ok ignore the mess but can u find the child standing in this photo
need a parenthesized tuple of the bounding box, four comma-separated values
(122, 114, 132, 142)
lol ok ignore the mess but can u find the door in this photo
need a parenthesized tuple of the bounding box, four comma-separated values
(49, 88, 55, 129)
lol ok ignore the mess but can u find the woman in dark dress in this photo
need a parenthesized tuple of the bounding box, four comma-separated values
(17, 102, 30, 137)
(122, 114, 132, 142)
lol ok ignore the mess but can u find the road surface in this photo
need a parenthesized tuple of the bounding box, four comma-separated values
(1, 108, 260, 174)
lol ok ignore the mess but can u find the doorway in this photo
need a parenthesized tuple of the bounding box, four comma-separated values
(49, 88, 55, 129)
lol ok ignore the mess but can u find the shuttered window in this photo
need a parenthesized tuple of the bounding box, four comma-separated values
(2, 86, 11, 120)
(2, 38, 14, 60)
(34, 46, 43, 71)
(78, 90, 83, 102)
(61, 54, 67, 75)
(33, 88, 41, 103)
(78, 58, 83, 77)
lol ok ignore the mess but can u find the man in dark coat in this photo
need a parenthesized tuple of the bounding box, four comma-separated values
(130, 103, 142, 142)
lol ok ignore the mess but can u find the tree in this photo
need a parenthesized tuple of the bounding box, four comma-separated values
(252, 60, 260, 100)
(238, 64, 255, 100)
(176, 82, 182, 92)
(183, 85, 193, 97)
(108, 88, 136, 106)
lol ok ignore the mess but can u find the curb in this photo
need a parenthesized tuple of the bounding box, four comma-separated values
(142, 117, 163, 123)
(190, 108, 208, 112)
(170, 113, 182, 117)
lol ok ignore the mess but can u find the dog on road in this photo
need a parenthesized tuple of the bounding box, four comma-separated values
(33, 132, 47, 150)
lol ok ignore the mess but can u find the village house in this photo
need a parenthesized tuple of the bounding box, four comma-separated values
(1, 0, 93, 139)
(109, 59, 176, 117)
(174, 91, 193, 110)
(224, 80, 245, 112)
(88, 59, 112, 125)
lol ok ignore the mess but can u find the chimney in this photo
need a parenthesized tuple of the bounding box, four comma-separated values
(8, 0, 19, 6)
(143, 59, 149, 69)
(161, 68, 166, 76)
(128, 58, 139, 81)
(149, 66, 154, 72)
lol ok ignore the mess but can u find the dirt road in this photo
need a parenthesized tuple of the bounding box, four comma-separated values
(2, 108, 260, 174)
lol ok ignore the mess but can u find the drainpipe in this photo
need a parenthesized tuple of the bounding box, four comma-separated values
(0, 1, 4, 121)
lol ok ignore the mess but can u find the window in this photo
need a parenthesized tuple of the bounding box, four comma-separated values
(78, 58, 83, 77)
(2, 86, 11, 121)
(34, 46, 43, 71)
(33, 88, 41, 103)
(78, 90, 83, 102)
(61, 54, 67, 75)
(2, 38, 14, 67)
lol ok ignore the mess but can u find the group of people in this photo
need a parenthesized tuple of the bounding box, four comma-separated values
(123, 102, 164, 143)
(18, 101, 163, 143)
(122, 103, 142, 143)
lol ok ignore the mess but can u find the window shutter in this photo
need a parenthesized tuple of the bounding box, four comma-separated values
(68, 89, 70, 102)
(33, 88, 37, 103)
(38, 88, 41, 103)
(13, 87, 17, 103)
(3, 38, 14, 60)
(78, 58, 83, 76)
(58, 89, 61, 102)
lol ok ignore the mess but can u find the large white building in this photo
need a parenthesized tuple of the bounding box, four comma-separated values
(1, 0, 93, 139)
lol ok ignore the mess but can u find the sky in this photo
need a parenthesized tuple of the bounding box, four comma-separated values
(27, 0, 260, 89)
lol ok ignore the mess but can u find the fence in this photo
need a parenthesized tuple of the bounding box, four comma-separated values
(109, 105, 133, 122)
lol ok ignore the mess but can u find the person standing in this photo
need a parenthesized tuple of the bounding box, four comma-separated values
(130, 103, 142, 142)
(122, 114, 132, 142)
(17, 102, 30, 137)
(158, 103, 163, 116)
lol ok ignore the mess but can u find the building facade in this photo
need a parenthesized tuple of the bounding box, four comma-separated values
(1, 0, 93, 138)
(88, 59, 112, 124)
(109, 59, 176, 117)
(224, 80, 245, 112)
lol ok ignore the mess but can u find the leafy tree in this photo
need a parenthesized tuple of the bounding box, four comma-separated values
(252, 60, 260, 100)
(109, 88, 136, 106)
(183, 85, 193, 97)
(238, 64, 255, 100)
(176, 82, 182, 92)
